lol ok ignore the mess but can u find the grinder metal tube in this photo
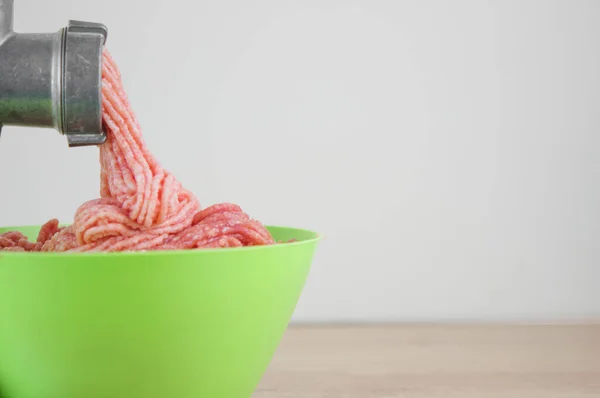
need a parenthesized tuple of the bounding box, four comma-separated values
(0, 0, 108, 147)
(0, 0, 13, 39)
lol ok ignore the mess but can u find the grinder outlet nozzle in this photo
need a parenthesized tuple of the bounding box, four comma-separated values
(0, 0, 108, 147)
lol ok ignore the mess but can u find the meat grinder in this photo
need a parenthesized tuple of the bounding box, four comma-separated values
(0, 0, 108, 147)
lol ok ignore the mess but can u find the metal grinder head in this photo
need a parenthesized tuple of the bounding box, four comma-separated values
(0, 0, 108, 147)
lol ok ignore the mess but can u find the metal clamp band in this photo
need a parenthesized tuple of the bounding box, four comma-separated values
(60, 20, 108, 147)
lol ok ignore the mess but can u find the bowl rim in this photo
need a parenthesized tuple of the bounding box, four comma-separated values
(0, 225, 321, 258)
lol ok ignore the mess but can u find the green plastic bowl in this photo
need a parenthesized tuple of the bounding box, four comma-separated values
(0, 225, 320, 398)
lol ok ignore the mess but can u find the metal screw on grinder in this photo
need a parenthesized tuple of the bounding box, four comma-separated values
(0, 0, 108, 147)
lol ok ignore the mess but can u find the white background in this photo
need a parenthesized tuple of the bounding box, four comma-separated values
(1, 0, 599, 322)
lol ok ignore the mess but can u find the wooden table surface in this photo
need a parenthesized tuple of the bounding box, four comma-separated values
(254, 324, 600, 398)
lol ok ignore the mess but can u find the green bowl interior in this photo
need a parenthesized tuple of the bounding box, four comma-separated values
(0, 225, 320, 398)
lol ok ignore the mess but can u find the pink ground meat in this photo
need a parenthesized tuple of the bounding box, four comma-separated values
(2, 49, 275, 253)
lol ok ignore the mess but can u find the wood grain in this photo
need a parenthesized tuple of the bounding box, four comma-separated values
(254, 324, 600, 398)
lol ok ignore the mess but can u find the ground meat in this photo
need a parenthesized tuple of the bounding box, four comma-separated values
(1, 49, 275, 253)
